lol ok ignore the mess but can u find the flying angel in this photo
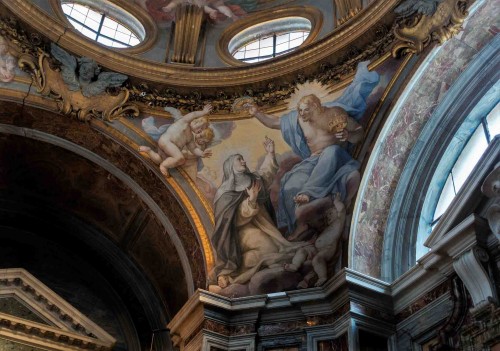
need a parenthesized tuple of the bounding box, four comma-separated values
(50, 43, 128, 98)
(138, 104, 216, 176)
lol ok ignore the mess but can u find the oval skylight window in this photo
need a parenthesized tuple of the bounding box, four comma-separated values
(229, 17, 312, 63)
(62, 2, 144, 48)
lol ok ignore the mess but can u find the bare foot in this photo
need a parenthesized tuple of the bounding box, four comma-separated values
(284, 263, 299, 272)
(217, 275, 229, 288)
(315, 278, 327, 287)
(138, 146, 151, 152)
(297, 280, 309, 289)
(160, 166, 170, 177)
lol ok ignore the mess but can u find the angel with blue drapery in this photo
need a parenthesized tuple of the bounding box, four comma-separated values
(244, 61, 380, 241)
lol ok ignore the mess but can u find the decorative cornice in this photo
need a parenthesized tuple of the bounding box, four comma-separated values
(391, 0, 468, 56)
(0, 268, 116, 350)
(128, 26, 395, 114)
(1, 0, 398, 88)
(17, 48, 139, 122)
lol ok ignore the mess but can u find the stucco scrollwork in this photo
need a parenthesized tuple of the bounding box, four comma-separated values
(17, 44, 139, 122)
(481, 162, 500, 241)
(391, 0, 468, 56)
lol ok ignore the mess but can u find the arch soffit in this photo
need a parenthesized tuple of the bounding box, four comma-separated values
(0, 101, 203, 296)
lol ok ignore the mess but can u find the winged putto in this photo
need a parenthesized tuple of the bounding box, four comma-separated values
(50, 43, 128, 98)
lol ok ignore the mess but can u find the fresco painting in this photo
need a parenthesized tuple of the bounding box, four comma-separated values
(0, 35, 17, 83)
(135, 61, 384, 297)
(135, 0, 297, 24)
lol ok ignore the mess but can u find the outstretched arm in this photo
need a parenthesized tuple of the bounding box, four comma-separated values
(187, 140, 212, 158)
(183, 104, 213, 123)
(248, 105, 280, 130)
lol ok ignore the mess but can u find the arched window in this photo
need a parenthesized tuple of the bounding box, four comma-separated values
(62, 2, 143, 48)
(431, 103, 499, 229)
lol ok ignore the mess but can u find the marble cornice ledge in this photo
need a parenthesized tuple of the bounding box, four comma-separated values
(1, 0, 398, 88)
(392, 214, 490, 314)
(167, 269, 394, 346)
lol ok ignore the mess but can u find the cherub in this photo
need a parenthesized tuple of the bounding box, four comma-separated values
(0, 35, 17, 83)
(139, 104, 214, 176)
(284, 193, 346, 287)
(50, 43, 128, 97)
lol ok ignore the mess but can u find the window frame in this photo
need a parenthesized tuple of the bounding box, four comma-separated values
(216, 6, 323, 66)
(232, 29, 311, 63)
(62, 3, 141, 48)
(50, 0, 157, 54)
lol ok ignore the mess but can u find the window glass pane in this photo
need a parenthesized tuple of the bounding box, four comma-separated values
(114, 31, 131, 44)
(129, 37, 140, 46)
(276, 42, 290, 53)
(245, 49, 259, 58)
(86, 9, 102, 23)
(70, 8, 88, 23)
(486, 102, 500, 138)
(68, 19, 84, 32)
(289, 37, 305, 46)
(290, 31, 304, 40)
(100, 26, 116, 38)
(83, 16, 100, 31)
(260, 36, 273, 48)
(102, 17, 118, 30)
(451, 125, 488, 190)
(276, 33, 290, 44)
(97, 36, 113, 46)
(80, 26, 97, 40)
(260, 46, 273, 56)
(233, 51, 244, 59)
(433, 174, 455, 220)
(246, 40, 260, 50)
(62, 4, 73, 15)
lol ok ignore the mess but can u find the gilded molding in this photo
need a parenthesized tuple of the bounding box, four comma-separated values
(1, 0, 400, 87)
(129, 24, 395, 114)
(166, 175, 215, 272)
(17, 50, 139, 122)
(334, 0, 362, 26)
(354, 52, 414, 159)
(171, 4, 204, 64)
(177, 167, 215, 226)
(391, 0, 468, 56)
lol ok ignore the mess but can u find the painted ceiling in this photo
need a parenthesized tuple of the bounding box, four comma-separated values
(0, 0, 493, 308)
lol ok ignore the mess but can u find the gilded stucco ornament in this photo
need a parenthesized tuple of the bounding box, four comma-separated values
(17, 44, 139, 122)
(392, 0, 468, 56)
(129, 26, 394, 116)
